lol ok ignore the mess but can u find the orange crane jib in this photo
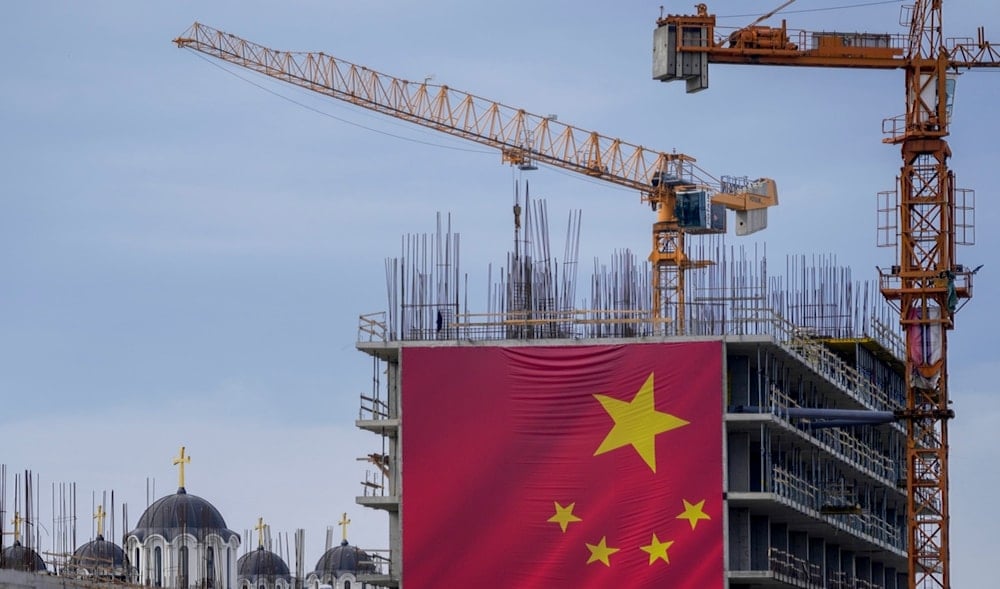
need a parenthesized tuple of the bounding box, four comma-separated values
(174, 22, 778, 332)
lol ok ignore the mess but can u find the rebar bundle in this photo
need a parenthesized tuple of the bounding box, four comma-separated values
(380, 208, 903, 351)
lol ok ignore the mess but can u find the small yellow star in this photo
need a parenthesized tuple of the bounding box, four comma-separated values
(639, 533, 675, 564)
(593, 372, 689, 473)
(676, 499, 711, 530)
(547, 502, 582, 533)
(585, 536, 620, 566)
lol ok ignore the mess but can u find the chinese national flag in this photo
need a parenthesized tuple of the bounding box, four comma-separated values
(402, 342, 723, 587)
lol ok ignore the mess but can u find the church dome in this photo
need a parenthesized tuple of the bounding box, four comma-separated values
(313, 540, 376, 577)
(238, 546, 291, 581)
(72, 535, 127, 574)
(0, 541, 47, 572)
(129, 487, 238, 543)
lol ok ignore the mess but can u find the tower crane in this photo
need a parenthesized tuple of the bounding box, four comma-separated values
(173, 22, 777, 334)
(654, 3, 998, 587)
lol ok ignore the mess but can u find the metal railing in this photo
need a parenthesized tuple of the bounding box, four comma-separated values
(769, 547, 823, 588)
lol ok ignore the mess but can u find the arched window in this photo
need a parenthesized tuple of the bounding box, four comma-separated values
(135, 548, 141, 583)
(154, 547, 163, 588)
(207, 546, 216, 588)
(345, 582, 352, 589)
(179, 545, 189, 588)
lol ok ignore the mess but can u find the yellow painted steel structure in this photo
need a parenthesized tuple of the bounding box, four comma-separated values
(174, 22, 777, 334)
(656, 3, 998, 587)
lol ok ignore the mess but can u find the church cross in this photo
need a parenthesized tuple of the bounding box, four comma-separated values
(338, 512, 351, 542)
(255, 517, 266, 548)
(11, 511, 22, 543)
(94, 505, 106, 538)
(172, 446, 191, 489)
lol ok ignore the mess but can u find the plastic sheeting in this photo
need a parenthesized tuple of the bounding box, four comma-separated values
(907, 306, 942, 379)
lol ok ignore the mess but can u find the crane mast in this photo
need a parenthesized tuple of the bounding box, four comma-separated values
(655, 2, 998, 587)
(892, 5, 956, 586)
(174, 22, 777, 334)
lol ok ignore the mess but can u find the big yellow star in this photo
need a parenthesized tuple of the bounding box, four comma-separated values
(593, 372, 689, 472)
(639, 533, 675, 565)
(547, 501, 582, 533)
(677, 499, 712, 530)
(585, 536, 620, 566)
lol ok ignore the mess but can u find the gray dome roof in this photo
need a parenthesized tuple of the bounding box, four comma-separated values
(238, 546, 291, 582)
(1, 541, 47, 572)
(72, 535, 128, 572)
(129, 487, 238, 543)
(312, 540, 376, 578)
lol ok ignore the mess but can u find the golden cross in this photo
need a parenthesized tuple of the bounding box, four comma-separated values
(11, 511, 22, 543)
(255, 517, 266, 548)
(172, 446, 191, 489)
(338, 512, 351, 542)
(94, 505, 107, 538)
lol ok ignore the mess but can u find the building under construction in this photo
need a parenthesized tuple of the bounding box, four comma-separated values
(353, 207, 910, 589)
(158, 6, 1000, 585)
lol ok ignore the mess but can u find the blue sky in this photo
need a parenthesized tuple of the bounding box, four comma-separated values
(2, 0, 998, 582)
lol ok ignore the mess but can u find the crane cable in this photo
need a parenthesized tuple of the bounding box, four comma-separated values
(183, 48, 494, 156)
(719, 0, 903, 20)
(183, 47, 635, 194)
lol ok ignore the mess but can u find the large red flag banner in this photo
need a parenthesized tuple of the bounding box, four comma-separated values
(402, 342, 724, 587)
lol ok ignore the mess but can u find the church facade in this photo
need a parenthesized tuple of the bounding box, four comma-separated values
(125, 448, 240, 588)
